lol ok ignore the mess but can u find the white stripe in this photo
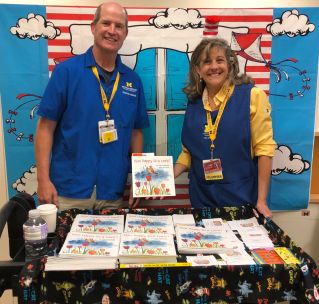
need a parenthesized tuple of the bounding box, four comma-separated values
(48, 46, 71, 52)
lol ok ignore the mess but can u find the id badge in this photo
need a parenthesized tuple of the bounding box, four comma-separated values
(98, 120, 118, 144)
(203, 159, 223, 180)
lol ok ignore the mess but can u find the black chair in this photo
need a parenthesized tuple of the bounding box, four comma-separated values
(0, 193, 36, 297)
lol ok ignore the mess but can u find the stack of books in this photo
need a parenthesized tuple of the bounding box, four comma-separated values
(46, 232, 121, 270)
(118, 232, 177, 264)
(175, 226, 242, 254)
(46, 214, 124, 271)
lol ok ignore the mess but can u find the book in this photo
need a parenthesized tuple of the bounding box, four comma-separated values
(186, 255, 225, 266)
(202, 218, 231, 231)
(227, 217, 259, 231)
(273, 247, 301, 264)
(237, 226, 274, 250)
(59, 232, 120, 258)
(175, 226, 241, 254)
(45, 256, 118, 271)
(124, 213, 175, 234)
(131, 155, 175, 197)
(219, 247, 256, 265)
(172, 214, 196, 227)
(118, 232, 177, 264)
(70, 214, 124, 234)
(251, 248, 285, 264)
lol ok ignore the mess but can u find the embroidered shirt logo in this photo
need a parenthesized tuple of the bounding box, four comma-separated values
(122, 81, 137, 97)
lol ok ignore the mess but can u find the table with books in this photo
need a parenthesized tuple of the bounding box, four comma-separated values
(20, 206, 319, 304)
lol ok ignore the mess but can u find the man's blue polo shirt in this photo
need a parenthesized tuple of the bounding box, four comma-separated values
(37, 47, 149, 200)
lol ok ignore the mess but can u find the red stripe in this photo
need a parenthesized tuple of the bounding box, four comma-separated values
(128, 15, 153, 21)
(261, 41, 272, 47)
(249, 28, 269, 35)
(57, 26, 70, 33)
(48, 51, 73, 58)
(202, 15, 273, 22)
(48, 39, 70, 46)
(253, 78, 270, 84)
(47, 13, 94, 20)
(246, 66, 270, 72)
(263, 54, 271, 60)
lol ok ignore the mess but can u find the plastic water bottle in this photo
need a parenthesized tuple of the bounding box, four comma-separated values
(23, 209, 48, 261)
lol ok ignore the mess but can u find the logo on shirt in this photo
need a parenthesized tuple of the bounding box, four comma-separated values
(122, 81, 137, 97)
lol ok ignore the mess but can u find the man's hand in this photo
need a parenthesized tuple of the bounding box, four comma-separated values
(37, 179, 58, 207)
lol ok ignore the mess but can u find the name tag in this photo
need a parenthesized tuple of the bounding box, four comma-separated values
(98, 120, 118, 144)
(203, 159, 223, 180)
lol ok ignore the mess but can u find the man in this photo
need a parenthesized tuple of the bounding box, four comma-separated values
(35, 2, 149, 210)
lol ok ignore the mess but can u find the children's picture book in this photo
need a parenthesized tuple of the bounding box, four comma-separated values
(70, 214, 124, 234)
(59, 232, 121, 258)
(273, 247, 301, 264)
(251, 248, 285, 264)
(175, 226, 240, 254)
(124, 213, 175, 234)
(131, 155, 175, 197)
(118, 232, 177, 264)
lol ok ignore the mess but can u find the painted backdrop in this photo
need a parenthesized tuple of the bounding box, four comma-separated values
(0, 5, 318, 210)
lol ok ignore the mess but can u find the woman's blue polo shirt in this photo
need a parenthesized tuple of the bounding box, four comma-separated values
(37, 47, 149, 200)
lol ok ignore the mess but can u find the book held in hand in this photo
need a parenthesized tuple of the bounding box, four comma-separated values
(132, 155, 175, 197)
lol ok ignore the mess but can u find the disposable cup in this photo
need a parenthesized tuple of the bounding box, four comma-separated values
(37, 204, 57, 233)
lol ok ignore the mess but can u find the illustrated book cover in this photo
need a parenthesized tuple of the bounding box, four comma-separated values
(59, 232, 120, 258)
(131, 155, 175, 197)
(124, 213, 175, 234)
(251, 248, 285, 264)
(175, 226, 241, 254)
(118, 232, 177, 264)
(70, 214, 124, 234)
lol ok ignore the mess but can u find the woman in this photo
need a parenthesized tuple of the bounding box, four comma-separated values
(174, 38, 276, 218)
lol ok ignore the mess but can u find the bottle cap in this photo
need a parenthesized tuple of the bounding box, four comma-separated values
(29, 209, 41, 218)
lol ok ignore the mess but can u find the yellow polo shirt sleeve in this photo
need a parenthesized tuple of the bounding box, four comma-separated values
(176, 145, 191, 169)
(250, 87, 276, 157)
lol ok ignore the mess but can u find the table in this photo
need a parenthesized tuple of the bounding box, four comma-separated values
(19, 206, 319, 304)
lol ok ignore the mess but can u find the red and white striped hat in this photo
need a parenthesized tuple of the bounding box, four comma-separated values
(203, 16, 220, 37)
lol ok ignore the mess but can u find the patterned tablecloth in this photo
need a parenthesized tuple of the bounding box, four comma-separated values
(18, 206, 319, 304)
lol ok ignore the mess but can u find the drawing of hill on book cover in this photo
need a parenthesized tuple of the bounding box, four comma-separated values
(132, 155, 175, 197)
(59, 232, 120, 258)
(70, 214, 124, 234)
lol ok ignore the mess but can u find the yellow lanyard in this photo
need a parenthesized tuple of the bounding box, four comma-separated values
(92, 66, 120, 119)
(205, 87, 232, 152)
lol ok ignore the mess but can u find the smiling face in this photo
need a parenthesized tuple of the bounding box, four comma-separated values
(91, 3, 128, 55)
(196, 46, 229, 95)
